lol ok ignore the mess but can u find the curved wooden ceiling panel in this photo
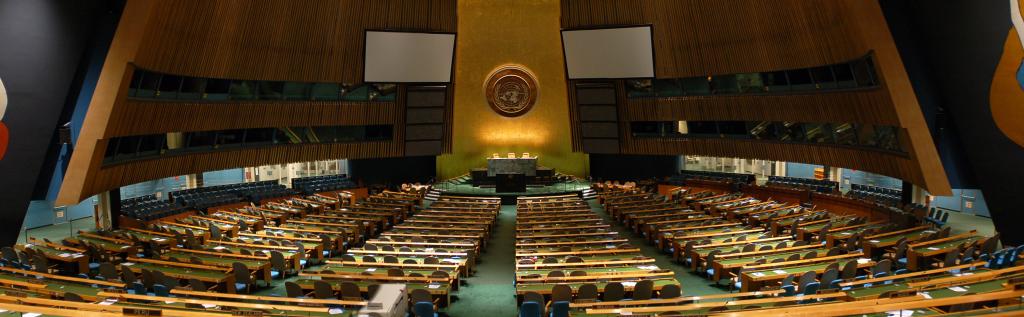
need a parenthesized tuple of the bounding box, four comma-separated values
(134, 0, 457, 83)
(561, 0, 866, 77)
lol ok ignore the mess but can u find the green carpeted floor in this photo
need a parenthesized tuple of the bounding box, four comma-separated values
(444, 205, 518, 316)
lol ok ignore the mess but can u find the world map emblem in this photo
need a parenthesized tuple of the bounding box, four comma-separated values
(485, 65, 538, 117)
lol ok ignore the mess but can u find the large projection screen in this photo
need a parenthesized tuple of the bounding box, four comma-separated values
(561, 26, 654, 79)
(364, 31, 455, 83)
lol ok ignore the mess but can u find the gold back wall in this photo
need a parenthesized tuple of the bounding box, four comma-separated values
(437, 0, 587, 179)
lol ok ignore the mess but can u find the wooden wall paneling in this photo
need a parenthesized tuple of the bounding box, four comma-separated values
(443, 84, 454, 154)
(396, 84, 407, 156)
(61, 0, 455, 205)
(567, 82, 581, 151)
(621, 89, 901, 125)
(838, 0, 951, 195)
(108, 100, 401, 137)
(134, 0, 457, 83)
(560, 0, 864, 77)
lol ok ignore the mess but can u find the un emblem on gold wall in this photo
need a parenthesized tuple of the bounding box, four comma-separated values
(485, 65, 538, 117)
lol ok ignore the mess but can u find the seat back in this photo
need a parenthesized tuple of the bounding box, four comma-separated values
(523, 292, 545, 307)
(340, 282, 362, 300)
(121, 266, 138, 284)
(209, 225, 222, 240)
(874, 259, 892, 276)
(841, 260, 858, 279)
(602, 282, 624, 301)
(549, 301, 570, 317)
(99, 262, 119, 280)
(798, 271, 817, 290)
(519, 301, 541, 317)
(285, 281, 304, 298)
(270, 251, 287, 273)
(1, 247, 18, 262)
(233, 262, 252, 283)
(140, 269, 156, 289)
(820, 269, 839, 289)
(893, 239, 908, 259)
(410, 288, 433, 304)
(942, 250, 959, 267)
(31, 255, 49, 273)
(659, 284, 681, 298)
(153, 284, 170, 297)
(802, 281, 820, 295)
(632, 280, 654, 300)
(313, 280, 334, 299)
(576, 284, 598, 301)
(413, 301, 435, 317)
(551, 284, 572, 302)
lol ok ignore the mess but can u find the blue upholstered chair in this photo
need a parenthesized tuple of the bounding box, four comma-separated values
(519, 301, 542, 317)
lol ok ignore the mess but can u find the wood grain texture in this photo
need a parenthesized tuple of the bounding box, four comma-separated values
(621, 135, 924, 188)
(561, 0, 866, 77)
(134, 0, 456, 83)
(562, 0, 951, 194)
(108, 99, 401, 137)
(623, 89, 901, 125)
(60, 0, 458, 204)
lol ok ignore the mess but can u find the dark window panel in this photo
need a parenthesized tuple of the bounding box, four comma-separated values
(654, 79, 682, 97)
(764, 71, 789, 92)
(749, 121, 777, 140)
(833, 123, 858, 145)
(215, 129, 246, 148)
(229, 81, 257, 100)
(786, 69, 814, 90)
(283, 82, 310, 100)
(205, 78, 231, 100)
(710, 75, 739, 94)
(156, 75, 182, 99)
(186, 131, 217, 149)
(810, 66, 837, 89)
(259, 81, 284, 100)
(179, 77, 206, 100)
(681, 77, 711, 95)
(687, 121, 719, 135)
(115, 136, 141, 156)
(136, 71, 160, 98)
(834, 63, 857, 88)
(243, 128, 276, 145)
(371, 84, 397, 101)
(342, 85, 371, 101)
(804, 122, 834, 143)
(717, 121, 748, 136)
(626, 79, 654, 98)
(736, 73, 765, 94)
(310, 83, 341, 101)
